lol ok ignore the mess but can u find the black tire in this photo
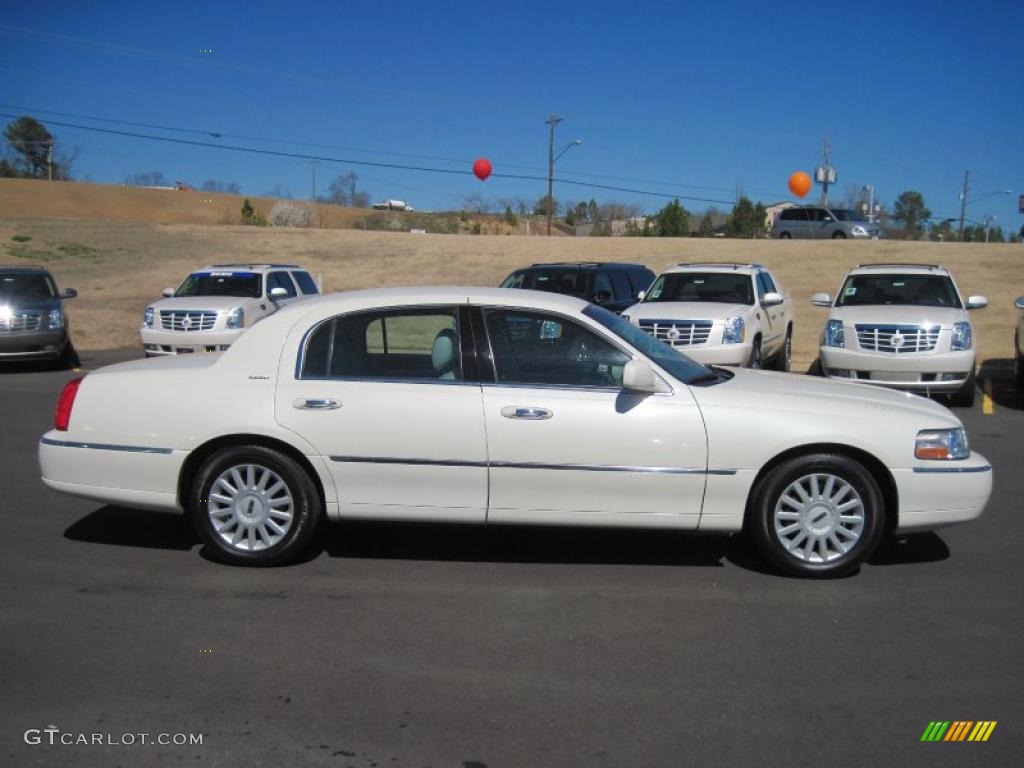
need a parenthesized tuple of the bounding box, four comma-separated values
(747, 337, 763, 369)
(51, 342, 77, 371)
(1015, 334, 1024, 388)
(190, 445, 322, 566)
(748, 453, 886, 578)
(832, 231, 847, 240)
(770, 327, 792, 372)
(779, 232, 792, 240)
(950, 368, 976, 408)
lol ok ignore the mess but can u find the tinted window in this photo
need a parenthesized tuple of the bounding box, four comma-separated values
(627, 268, 655, 294)
(300, 308, 462, 381)
(0, 273, 56, 300)
(500, 271, 527, 289)
(643, 272, 754, 305)
(780, 208, 811, 221)
(501, 269, 592, 299)
(609, 270, 632, 301)
(291, 271, 319, 295)
(483, 309, 630, 388)
(175, 271, 261, 298)
(267, 271, 297, 298)
(835, 274, 962, 308)
(593, 271, 614, 300)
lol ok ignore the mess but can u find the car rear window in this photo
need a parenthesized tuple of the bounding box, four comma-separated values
(0, 273, 57, 300)
(836, 274, 962, 308)
(501, 270, 592, 298)
(175, 271, 261, 298)
(644, 273, 754, 305)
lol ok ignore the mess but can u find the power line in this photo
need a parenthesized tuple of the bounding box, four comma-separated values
(0, 112, 737, 206)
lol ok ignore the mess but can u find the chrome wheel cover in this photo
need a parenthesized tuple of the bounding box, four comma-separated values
(207, 464, 295, 552)
(773, 472, 865, 563)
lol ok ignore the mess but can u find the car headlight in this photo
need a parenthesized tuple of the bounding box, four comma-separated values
(722, 316, 745, 344)
(824, 319, 845, 348)
(143, 307, 154, 328)
(951, 321, 972, 351)
(851, 225, 867, 236)
(225, 307, 244, 330)
(915, 428, 969, 460)
(48, 308, 64, 329)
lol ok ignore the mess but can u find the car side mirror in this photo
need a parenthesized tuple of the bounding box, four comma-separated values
(762, 291, 784, 307)
(59, 288, 77, 300)
(636, 290, 646, 301)
(162, 288, 175, 298)
(622, 359, 661, 393)
(822, 216, 833, 222)
(965, 295, 988, 310)
(811, 293, 832, 307)
(1015, 296, 1024, 310)
(594, 289, 612, 304)
(269, 287, 289, 300)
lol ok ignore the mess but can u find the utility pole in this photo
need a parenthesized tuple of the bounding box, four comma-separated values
(545, 115, 563, 236)
(46, 141, 53, 181)
(817, 138, 835, 206)
(310, 160, 318, 202)
(957, 170, 970, 242)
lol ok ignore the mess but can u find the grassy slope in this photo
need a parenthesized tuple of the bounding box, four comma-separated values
(2, 215, 1021, 371)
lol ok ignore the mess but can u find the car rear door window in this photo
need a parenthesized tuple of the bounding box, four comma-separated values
(291, 271, 319, 295)
(267, 271, 298, 298)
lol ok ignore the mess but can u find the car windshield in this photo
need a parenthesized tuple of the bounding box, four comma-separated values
(583, 304, 713, 385)
(0, 273, 57, 300)
(836, 274, 962, 308)
(501, 270, 592, 299)
(643, 272, 754, 305)
(174, 271, 262, 298)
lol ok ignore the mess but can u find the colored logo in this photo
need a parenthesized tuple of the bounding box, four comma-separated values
(921, 721, 996, 742)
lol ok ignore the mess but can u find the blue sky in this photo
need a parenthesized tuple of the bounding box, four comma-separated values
(1, 0, 1021, 228)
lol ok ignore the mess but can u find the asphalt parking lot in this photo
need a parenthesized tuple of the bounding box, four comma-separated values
(2, 350, 1022, 768)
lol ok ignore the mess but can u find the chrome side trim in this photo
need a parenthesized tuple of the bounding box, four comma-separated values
(40, 437, 173, 455)
(329, 455, 736, 475)
(911, 465, 992, 474)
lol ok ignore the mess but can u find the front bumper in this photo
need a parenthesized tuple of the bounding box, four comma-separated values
(0, 328, 68, 360)
(666, 342, 753, 367)
(893, 453, 992, 532)
(140, 327, 242, 356)
(819, 346, 975, 391)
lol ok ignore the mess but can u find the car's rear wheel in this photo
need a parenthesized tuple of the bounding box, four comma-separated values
(749, 453, 885, 578)
(779, 232, 792, 240)
(747, 337, 763, 369)
(832, 231, 847, 240)
(950, 368, 976, 408)
(190, 445, 322, 566)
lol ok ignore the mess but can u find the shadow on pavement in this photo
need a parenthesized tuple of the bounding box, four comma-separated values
(868, 532, 950, 566)
(64, 506, 199, 550)
(978, 358, 1022, 411)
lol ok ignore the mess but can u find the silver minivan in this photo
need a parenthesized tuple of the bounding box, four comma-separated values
(772, 206, 883, 240)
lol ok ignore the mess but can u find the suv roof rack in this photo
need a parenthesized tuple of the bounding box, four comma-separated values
(208, 263, 301, 269)
(855, 263, 941, 270)
(675, 262, 764, 270)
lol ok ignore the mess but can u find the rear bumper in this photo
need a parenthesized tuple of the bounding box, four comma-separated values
(892, 455, 992, 532)
(0, 329, 68, 359)
(140, 327, 242, 356)
(819, 347, 975, 391)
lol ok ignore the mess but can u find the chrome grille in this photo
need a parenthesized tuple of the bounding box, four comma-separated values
(855, 324, 940, 353)
(160, 310, 218, 332)
(0, 310, 42, 333)
(638, 319, 713, 346)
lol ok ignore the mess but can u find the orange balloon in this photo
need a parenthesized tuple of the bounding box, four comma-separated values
(788, 171, 812, 198)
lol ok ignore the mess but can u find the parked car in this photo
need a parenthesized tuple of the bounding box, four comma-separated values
(372, 199, 413, 211)
(141, 263, 320, 356)
(622, 262, 794, 370)
(772, 206, 883, 240)
(500, 261, 655, 314)
(1015, 295, 1024, 388)
(812, 263, 986, 406)
(0, 265, 77, 368)
(41, 287, 991, 577)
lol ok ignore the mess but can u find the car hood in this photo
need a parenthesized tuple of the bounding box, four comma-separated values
(829, 305, 965, 328)
(147, 296, 265, 312)
(626, 301, 752, 322)
(692, 367, 959, 425)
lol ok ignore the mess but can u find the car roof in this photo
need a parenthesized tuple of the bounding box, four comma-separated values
(197, 263, 304, 271)
(0, 264, 51, 274)
(522, 262, 650, 270)
(661, 262, 764, 274)
(848, 263, 949, 276)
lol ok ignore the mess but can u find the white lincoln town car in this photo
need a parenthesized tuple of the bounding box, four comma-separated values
(39, 288, 992, 577)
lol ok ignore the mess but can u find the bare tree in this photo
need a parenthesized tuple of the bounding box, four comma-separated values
(125, 170, 168, 187)
(324, 171, 370, 207)
(460, 191, 492, 213)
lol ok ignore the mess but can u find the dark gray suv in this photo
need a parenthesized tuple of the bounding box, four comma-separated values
(772, 206, 883, 240)
(500, 261, 655, 314)
(0, 265, 78, 367)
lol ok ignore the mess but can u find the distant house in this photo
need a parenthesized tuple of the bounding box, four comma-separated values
(764, 201, 795, 229)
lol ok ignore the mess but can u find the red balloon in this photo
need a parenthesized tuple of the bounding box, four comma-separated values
(473, 157, 492, 181)
(788, 171, 812, 198)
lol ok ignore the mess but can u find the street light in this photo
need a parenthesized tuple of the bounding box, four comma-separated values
(959, 186, 1010, 241)
(545, 115, 583, 236)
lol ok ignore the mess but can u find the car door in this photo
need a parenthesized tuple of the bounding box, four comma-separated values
(274, 305, 488, 521)
(266, 271, 301, 308)
(476, 306, 707, 527)
(756, 271, 783, 354)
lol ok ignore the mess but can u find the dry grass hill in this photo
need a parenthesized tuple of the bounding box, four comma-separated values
(1, 178, 1022, 372)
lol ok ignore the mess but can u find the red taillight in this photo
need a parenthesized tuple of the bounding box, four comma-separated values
(55, 375, 85, 431)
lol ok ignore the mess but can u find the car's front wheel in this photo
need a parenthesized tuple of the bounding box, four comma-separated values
(770, 328, 792, 372)
(778, 232, 792, 240)
(832, 231, 847, 240)
(950, 369, 976, 408)
(190, 445, 322, 566)
(747, 337, 763, 369)
(748, 453, 886, 578)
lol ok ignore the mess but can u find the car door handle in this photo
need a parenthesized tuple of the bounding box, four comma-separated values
(500, 406, 552, 420)
(293, 397, 341, 410)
